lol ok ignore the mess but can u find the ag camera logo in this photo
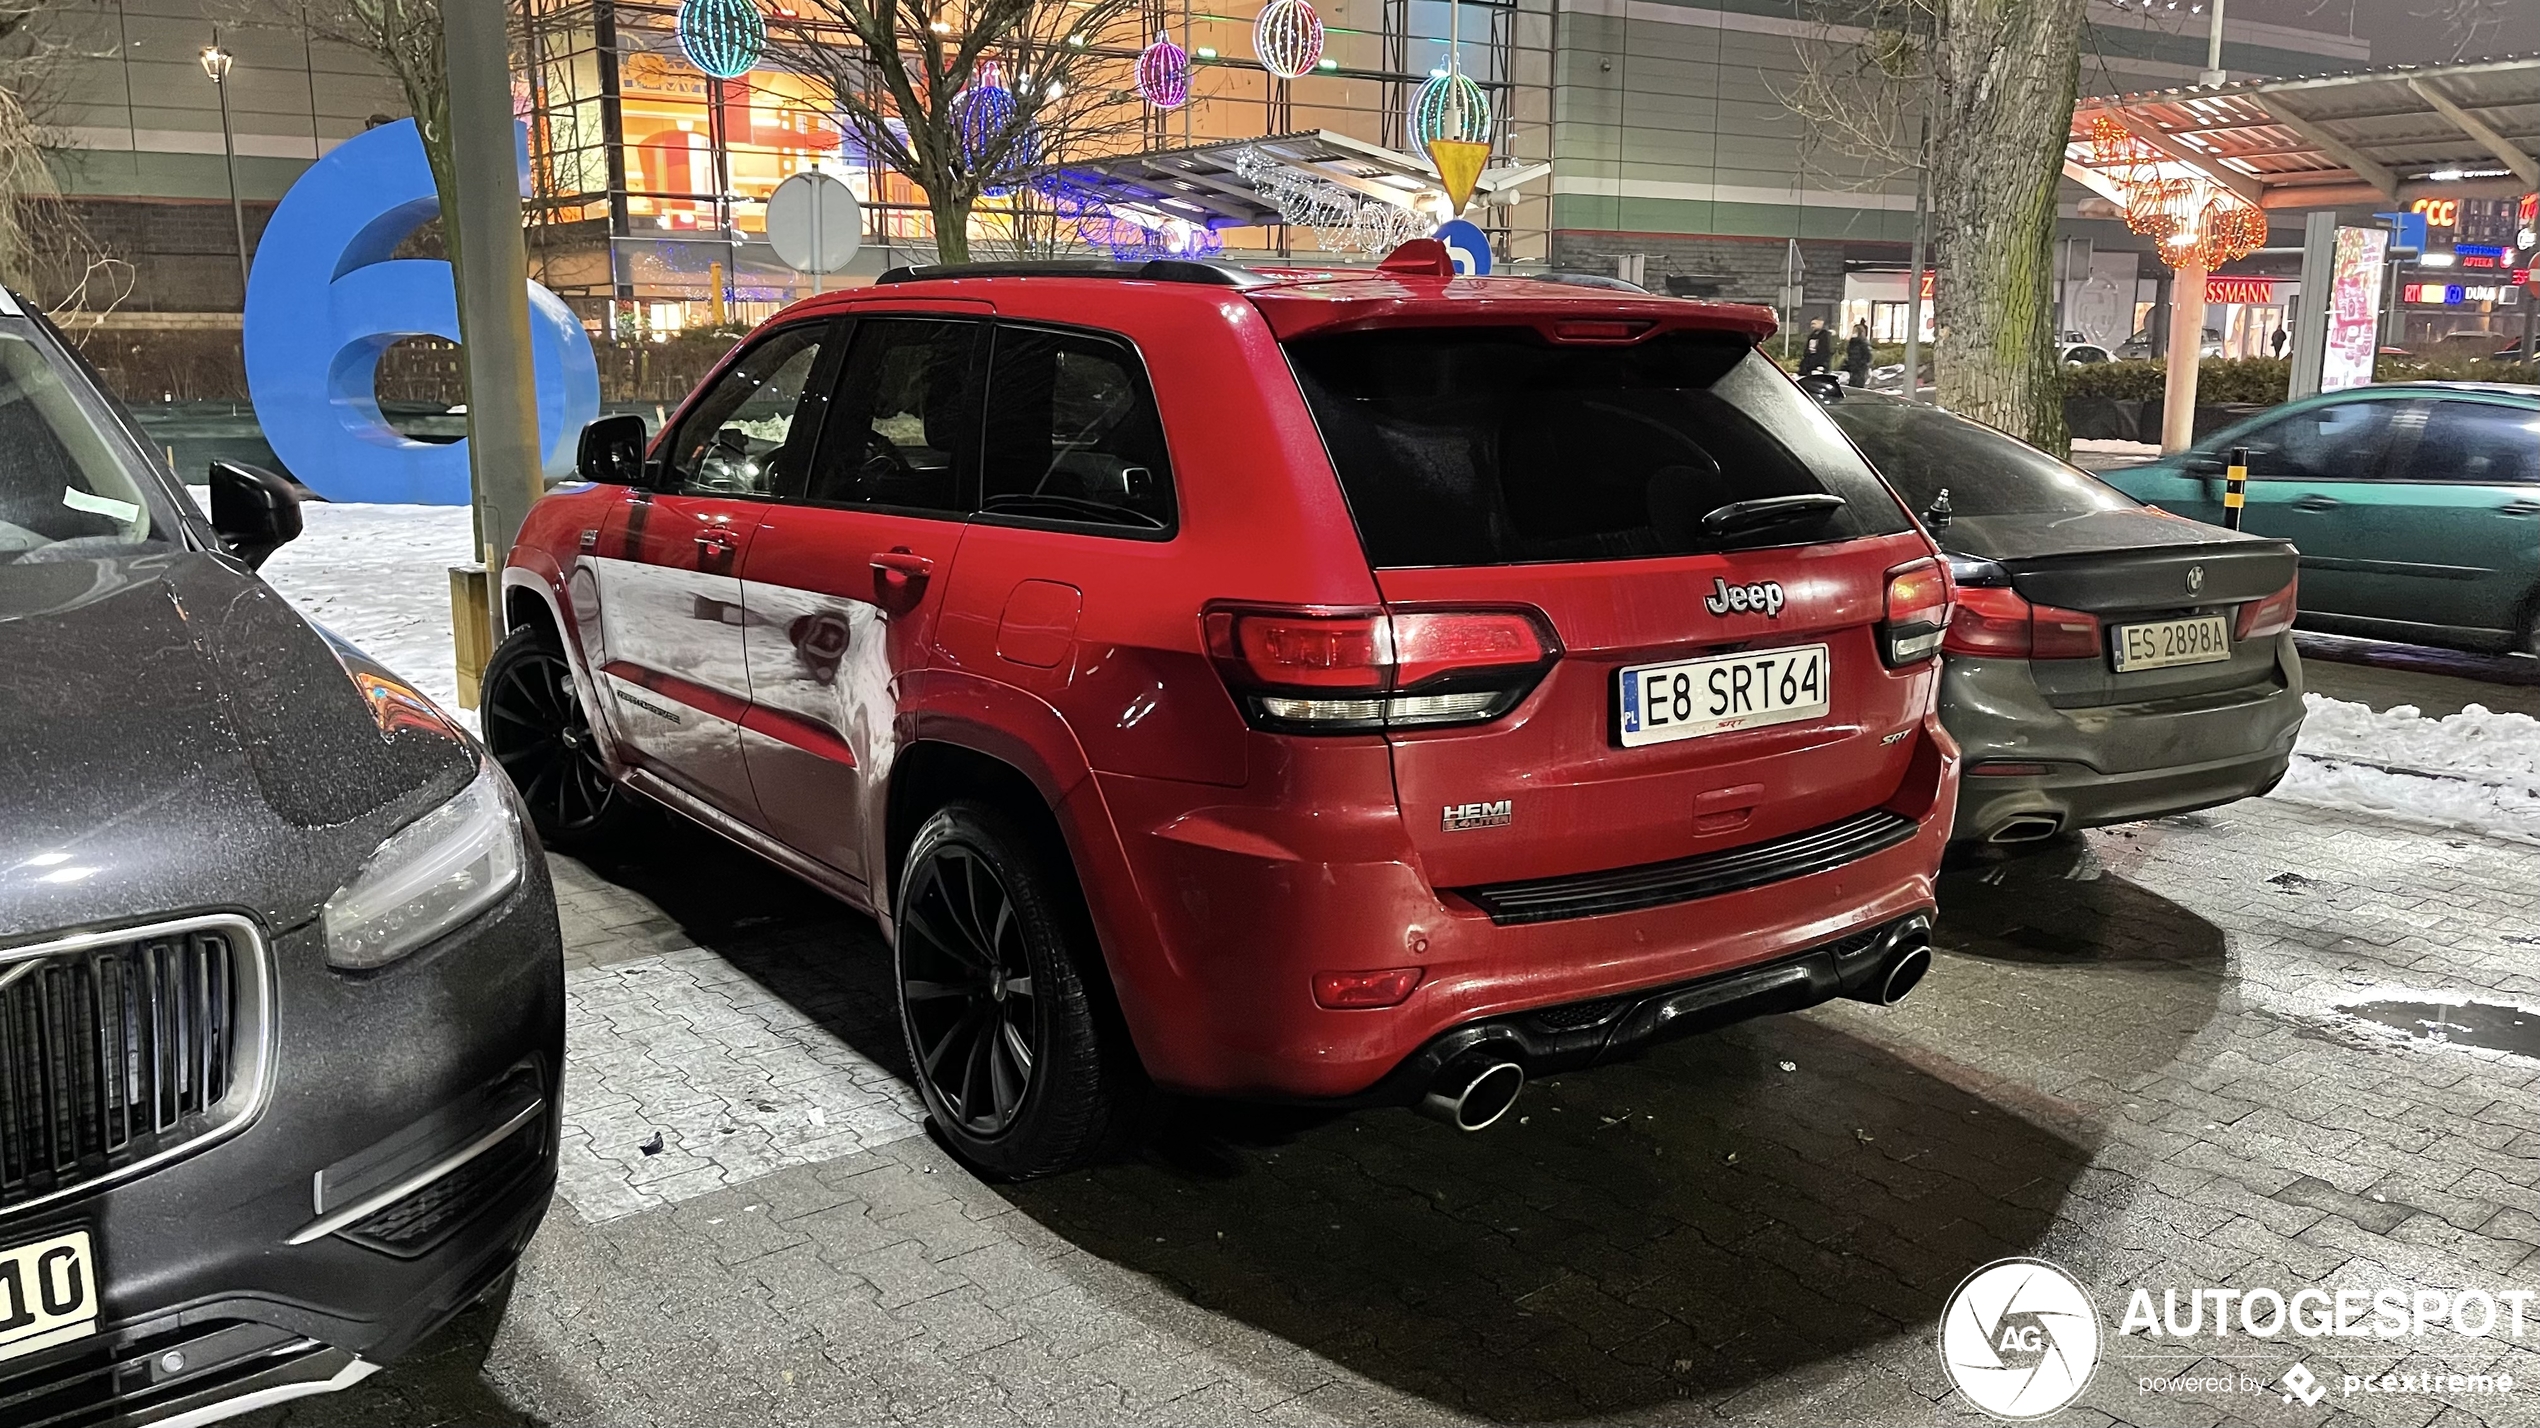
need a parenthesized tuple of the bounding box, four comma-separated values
(1940, 1257, 2102, 1420)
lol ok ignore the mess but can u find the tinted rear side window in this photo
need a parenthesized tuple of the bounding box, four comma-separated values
(1285, 327, 1910, 568)
(1828, 400, 2140, 518)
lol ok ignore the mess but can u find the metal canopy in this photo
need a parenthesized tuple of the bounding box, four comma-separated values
(1034, 131, 1552, 230)
(2066, 55, 2540, 211)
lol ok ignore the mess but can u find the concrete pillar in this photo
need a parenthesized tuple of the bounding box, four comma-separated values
(2162, 258, 2207, 453)
(2287, 210, 2336, 401)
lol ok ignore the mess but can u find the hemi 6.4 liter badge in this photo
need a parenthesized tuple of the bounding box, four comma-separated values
(1443, 800, 1513, 832)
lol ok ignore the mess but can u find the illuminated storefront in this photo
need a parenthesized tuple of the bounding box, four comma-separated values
(514, 0, 1552, 334)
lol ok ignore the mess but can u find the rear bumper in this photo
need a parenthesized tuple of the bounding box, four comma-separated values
(1085, 714, 1957, 1099)
(1940, 635, 2305, 842)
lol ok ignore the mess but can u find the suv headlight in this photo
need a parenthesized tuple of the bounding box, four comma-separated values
(323, 759, 525, 970)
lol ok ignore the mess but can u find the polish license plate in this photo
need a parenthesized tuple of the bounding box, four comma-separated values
(1619, 644, 1830, 748)
(2112, 614, 2231, 672)
(0, 1228, 97, 1364)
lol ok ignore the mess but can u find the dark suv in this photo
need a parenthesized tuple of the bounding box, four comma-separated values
(0, 298, 562, 1426)
(495, 251, 1960, 1178)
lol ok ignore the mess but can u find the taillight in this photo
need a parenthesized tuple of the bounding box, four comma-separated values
(1204, 604, 1558, 733)
(1880, 559, 1952, 666)
(1940, 584, 2102, 660)
(2236, 573, 2299, 640)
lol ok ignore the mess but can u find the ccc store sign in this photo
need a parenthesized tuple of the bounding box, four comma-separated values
(243, 119, 600, 505)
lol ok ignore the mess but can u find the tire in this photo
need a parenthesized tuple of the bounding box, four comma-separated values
(480, 624, 640, 851)
(894, 801, 1139, 1178)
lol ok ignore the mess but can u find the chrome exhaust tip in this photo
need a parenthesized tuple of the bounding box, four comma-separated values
(1874, 943, 1932, 1006)
(1844, 919, 1934, 1006)
(1415, 1060, 1526, 1132)
(1988, 814, 2063, 844)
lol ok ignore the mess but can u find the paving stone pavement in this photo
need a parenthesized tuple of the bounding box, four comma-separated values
(254, 790, 2540, 1428)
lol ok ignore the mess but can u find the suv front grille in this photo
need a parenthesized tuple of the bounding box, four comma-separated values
(1451, 809, 1921, 926)
(0, 918, 266, 1211)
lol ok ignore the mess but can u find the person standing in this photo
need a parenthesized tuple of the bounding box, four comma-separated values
(2270, 325, 2289, 358)
(1799, 317, 1833, 376)
(1843, 322, 1874, 387)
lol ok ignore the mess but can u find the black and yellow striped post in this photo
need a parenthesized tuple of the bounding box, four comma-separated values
(2222, 445, 2248, 530)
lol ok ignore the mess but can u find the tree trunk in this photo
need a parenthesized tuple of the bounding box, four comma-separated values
(930, 189, 975, 264)
(1927, 0, 2087, 454)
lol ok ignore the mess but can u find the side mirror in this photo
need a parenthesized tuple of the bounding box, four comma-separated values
(208, 460, 302, 570)
(576, 412, 650, 486)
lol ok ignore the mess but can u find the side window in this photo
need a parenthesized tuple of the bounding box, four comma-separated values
(804, 317, 980, 514)
(2413, 401, 2540, 486)
(979, 325, 1177, 533)
(664, 323, 831, 496)
(2235, 400, 2399, 482)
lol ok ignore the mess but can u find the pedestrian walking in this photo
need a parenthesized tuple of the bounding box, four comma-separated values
(2270, 325, 2289, 358)
(1799, 317, 1833, 376)
(1843, 322, 1874, 387)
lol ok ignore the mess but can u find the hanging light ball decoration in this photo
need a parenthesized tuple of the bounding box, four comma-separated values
(954, 61, 1019, 166)
(2087, 116, 2265, 269)
(1411, 69, 1491, 147)
(1253, 0, 1324, 80)
(1138, 32, 1192, 109)
(676, 0, 765, 79)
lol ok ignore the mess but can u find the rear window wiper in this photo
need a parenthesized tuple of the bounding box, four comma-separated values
(979, 492, 1167, 530)
(1700, 493, 1847, 537)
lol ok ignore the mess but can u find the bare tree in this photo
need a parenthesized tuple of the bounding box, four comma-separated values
(2413, 0, 2514, 60)
(0, 3, 130, 314)
(769, 0, 1144, 264)
(1779, 0, 2090, 452)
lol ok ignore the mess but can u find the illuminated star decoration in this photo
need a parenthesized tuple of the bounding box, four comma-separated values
(1138, 32, 1192, 109)
(676, 0, 765, 79)
(1253, 0, 1325, 80)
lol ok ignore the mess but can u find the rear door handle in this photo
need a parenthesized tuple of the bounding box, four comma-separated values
(2499, 499, 2540, 517)
(2291, 494, 2342, 512)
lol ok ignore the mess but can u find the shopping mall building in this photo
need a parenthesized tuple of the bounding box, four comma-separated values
(45, 0, 2505, 355)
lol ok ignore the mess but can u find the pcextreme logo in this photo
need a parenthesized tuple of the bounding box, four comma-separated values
(1939, 1258, 2103, 1420)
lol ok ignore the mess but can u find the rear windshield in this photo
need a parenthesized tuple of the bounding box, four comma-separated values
(1827, 398, 2138, 519)
(1285, 327, 1913, 568)
(0, 321, 178, 564)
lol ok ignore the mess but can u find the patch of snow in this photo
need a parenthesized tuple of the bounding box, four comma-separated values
(251, 500, 479, 728)
(2068, 438, 2161, 457)
(2272, 693, 2540, 845)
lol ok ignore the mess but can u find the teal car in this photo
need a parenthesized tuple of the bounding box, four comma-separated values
(2104, 383, 2540, 654)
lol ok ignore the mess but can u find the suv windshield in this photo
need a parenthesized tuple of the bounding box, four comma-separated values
(1286, 327, 1911, 568)
(0, 321, 177, 564)
(1826, 397, 2138, 519)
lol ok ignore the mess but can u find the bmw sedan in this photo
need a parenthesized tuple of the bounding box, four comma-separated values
(1817, 386, 2306, 844)
(2104, 383, 2540, 655)
(0, 296, 562, 1426)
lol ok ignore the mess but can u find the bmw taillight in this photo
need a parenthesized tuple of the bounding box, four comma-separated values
(1941, 585, 2103, 660)
(1880, 559, 1953, 667)
(2236, 573, 2299, 640)
(1202, 604, 1557, 733)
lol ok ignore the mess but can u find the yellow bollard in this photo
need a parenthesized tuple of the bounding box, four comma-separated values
(2223, 446, 2247, 531)
(449, 563, 491, 710)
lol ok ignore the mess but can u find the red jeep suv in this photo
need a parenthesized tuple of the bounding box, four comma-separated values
(493, 251, 1959, 1177)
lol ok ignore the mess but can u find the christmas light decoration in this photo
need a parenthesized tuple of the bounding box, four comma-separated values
(1253, 0, 1324, 80)
(1411, 70, 1490, 147)
(677, 0, 764, 79)
(2086, 115, 2267, 269)
(1233, 146, 1426, 253)
(1138, 32, 1192, 109)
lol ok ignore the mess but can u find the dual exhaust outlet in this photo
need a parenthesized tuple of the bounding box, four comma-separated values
(1412, 920, 1933, 1133)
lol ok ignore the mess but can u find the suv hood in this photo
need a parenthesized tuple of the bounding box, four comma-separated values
(0, 551, 474, 942)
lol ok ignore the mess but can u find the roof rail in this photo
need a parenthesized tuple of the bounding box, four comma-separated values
(871, 258, 1271, 288)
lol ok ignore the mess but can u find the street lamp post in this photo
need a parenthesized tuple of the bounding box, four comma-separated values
(200, 37, 252, 298)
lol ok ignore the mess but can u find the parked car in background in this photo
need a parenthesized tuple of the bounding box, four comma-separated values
(2118, 327, 2223, 360)
(2061, 342, 2113, 365)
(0, 294, 563, 1425)
(2103, 383, 2540, 655)
(496, 255, 1960, 1176)
(1808, 383, 2305, 844)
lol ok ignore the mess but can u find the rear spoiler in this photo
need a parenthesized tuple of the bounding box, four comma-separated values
(1246, 280, 1777, 344)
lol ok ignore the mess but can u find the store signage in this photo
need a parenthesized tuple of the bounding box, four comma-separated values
(2204, 276, 2276, 304)
(243, 119, 599, 505)
(2401, 283, 2508, 305)
(2323, 226, 2387, 394)
(2410, 197, 2460, 230)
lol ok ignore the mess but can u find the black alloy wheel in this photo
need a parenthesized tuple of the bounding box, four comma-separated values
(900, 842, 1040, 1137)
(894, 802, 1139, 1177)
(481, 625, 632, 848)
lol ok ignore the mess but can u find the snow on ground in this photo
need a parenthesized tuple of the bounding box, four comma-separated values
(246, 497, 480, 729)
(243, 503, 2540, 847)
(2271, 693, 2540, 845)
(2068, 438, 2161, 459)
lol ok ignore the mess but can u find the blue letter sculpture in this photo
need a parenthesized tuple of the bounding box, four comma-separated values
(245, 119, 600, 505)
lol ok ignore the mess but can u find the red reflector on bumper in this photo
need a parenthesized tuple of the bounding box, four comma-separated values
(1312, 967, 1424, 1009)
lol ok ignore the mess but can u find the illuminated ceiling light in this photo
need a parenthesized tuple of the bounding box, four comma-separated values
(1195, 45, 1217, 59)
(2429, 168, 2466, 181)
(929, 19, 951, 33)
